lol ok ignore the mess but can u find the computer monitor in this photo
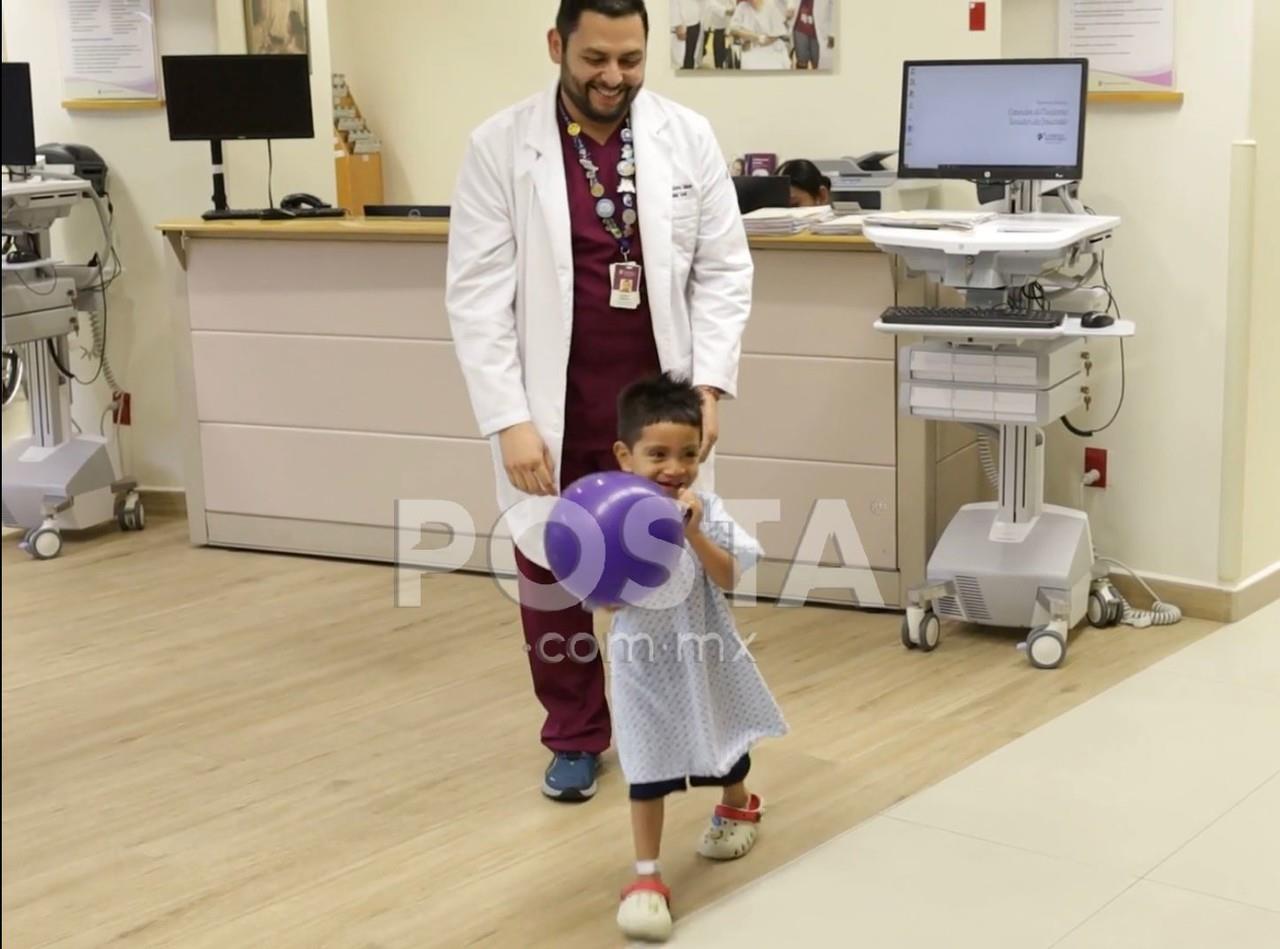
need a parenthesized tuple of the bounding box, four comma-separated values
(733, 176, 791, 215)
(897, 58, 1088, 181)
(161, 54, 313, 142)
(2, 62, 37, 168)
(162, 55, 313, 218)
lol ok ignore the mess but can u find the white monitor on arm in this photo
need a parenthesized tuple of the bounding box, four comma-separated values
(897, 58, 1088, 183)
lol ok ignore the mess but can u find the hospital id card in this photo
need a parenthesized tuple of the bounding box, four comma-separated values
(609, 262, 642, 310)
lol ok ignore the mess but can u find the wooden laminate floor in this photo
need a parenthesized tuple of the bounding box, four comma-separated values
(2, 517, 1219, 948)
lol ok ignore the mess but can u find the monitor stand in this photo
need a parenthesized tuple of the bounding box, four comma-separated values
(199, 139, 291, 221)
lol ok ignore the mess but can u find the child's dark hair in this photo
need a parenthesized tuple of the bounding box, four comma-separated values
(777, 159, 832, 201)
(617, 373, 703, 446)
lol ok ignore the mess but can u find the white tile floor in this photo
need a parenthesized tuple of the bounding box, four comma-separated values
(669, 600, 1280, 948)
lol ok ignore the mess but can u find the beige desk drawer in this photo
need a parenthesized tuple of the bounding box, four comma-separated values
(718, 356, 897, 466)
(200, 424, 499, 529)
(186, 239, 450, 340)
(191, 333, 476, 438)
(744, 251, 896, 360)
(715, 456, 897, 570)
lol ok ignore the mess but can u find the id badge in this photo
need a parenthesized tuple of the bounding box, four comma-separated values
(609, 262, 643, 310)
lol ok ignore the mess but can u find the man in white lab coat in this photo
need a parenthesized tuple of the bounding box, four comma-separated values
(446, 0, 752, 802)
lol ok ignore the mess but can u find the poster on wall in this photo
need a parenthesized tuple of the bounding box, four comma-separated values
(56, 0, 160, 101)
(244, 0, 310, 55)
(1058, 0, 1176, 93)
(671, 0, 838, 73)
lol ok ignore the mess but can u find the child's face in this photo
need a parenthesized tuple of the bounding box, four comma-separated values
(614, 422, 702, 497)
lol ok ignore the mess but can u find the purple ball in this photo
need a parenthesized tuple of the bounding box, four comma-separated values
(544, 471, 687, 608)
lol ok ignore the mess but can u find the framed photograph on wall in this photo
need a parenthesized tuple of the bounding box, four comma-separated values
(244, 0, 310, 56)
(672, 0, 838, 73)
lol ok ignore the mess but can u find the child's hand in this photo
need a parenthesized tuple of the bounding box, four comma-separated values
(677, 488, 702, 537)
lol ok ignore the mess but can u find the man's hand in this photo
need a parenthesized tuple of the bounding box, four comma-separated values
(676, 25, 687, 40)
(697, 386, 721, 461)
(498, 421, 555, 496)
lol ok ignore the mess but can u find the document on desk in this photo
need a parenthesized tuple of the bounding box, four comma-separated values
(864, 211, 998, 232)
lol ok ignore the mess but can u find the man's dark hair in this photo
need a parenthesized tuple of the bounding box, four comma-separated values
(617, 373, 702, 446)
(556, 0, 650, 43)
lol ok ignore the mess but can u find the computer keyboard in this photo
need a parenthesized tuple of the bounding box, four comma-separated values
(200, 207, 347, 221)
(880, 306, 1067, 329)
(201, 208, 290, 221)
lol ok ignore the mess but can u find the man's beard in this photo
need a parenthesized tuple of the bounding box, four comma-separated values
(560, 68, 640, 125)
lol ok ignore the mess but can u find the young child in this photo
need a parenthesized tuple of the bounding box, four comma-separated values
(605, 373, 788, 943)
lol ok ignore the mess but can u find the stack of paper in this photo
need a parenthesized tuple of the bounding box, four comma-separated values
(809, 214, 867, 235)
(863, 210, 998, 231)
(741, 206, 835, 236)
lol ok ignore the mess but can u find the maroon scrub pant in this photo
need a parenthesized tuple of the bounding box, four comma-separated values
(518, 106, 662, 755)
(514, 443, 619, 755)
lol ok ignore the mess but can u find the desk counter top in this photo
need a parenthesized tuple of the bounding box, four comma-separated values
(157, 216, 877, 252)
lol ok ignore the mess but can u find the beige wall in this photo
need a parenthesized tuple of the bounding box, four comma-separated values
(327, 0, 1002, 203)
(1004, 0, 1259, 585)
(1240, 0, 1280, 579)
(6, 0, 1274, 589)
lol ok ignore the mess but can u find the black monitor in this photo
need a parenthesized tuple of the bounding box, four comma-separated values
(897, 58, 1088, 182)
(161, 55, 314, 218)
(733, 176, 791, 215)
(2, 62, 37, 168)
(161, 54, 313, 141)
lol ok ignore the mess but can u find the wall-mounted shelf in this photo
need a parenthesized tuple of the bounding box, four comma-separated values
(1088, 90, 1184, 105)
(61, 98, 166, 112)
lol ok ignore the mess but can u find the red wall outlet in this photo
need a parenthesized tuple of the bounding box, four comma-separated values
(1085, 446, 1107, 488)
(113, 392, 132, 425)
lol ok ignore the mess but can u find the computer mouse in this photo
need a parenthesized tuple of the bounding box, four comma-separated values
(1081, 311, 1115, 329)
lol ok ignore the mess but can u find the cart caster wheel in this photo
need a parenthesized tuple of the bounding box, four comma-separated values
(901, 616, 917, 650)
(27, 527, 63, 560)
(918, 611, 941, 652)
(1087, 584, 1122, 628)
(119, 493, 145, 532)
(1026, 627, 1066, 669)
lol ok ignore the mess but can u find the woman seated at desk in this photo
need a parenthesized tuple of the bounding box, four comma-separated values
(776, 159, 832, 208)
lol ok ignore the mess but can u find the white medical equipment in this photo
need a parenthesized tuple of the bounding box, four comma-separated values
(2, 176, 142, 559)
(865, 58, 1133, 669)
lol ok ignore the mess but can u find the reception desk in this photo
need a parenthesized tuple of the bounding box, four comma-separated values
(159, 218, 986, 609)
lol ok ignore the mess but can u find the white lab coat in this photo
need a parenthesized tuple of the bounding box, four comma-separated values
(703, 0, 736, 31)
(446, 82, 753, 567)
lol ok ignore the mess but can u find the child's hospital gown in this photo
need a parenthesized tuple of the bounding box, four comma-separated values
(608, 491, 788, 785)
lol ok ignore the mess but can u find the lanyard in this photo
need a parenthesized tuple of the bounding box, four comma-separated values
(559, 97, 638, 260)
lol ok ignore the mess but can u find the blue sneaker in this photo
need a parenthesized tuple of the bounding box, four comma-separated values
(542, 752, 599, 802)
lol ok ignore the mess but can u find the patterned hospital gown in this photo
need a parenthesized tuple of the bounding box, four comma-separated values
(608, 491, 789, 785)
